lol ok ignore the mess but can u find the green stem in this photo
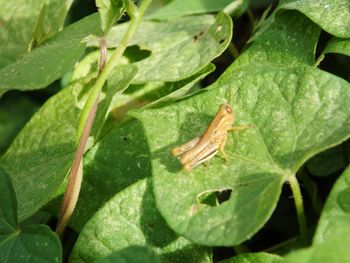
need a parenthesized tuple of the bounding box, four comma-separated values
(288, 175, 308, 245)
(228, 42, 240, 59)
(315, 54, 325, 67)
(299, 167, 322, 215)
(76, 0, 152, 142)
(56, 0, 152, 237)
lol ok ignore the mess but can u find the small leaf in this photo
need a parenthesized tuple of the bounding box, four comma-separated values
(279, 0, 350, 38)
(96, 246, 160, 263)
(0, 13, 102, 93)
(220, 252, 281, 263)
(0, 168, 61, 263)
(147, 0, 245, 20)
(69, 179, 211, 263)
(96, 0, 125, 34)
(89, 13, 232, 83)
(313, 165, 350, 244)
(323, 37, 350, 57)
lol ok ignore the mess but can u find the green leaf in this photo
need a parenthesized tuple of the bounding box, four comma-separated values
(91, 13, 232, 83)
(29, 0, 74, 50)
(0, 0, 74, 67)
(70, 179, 211, 263)
(0, 13, 102, 93)
(0, 225, 62, 263)
(313, 165, 350, 244)
(96, 246, 160, 263)
(0, 167, 17, 234)
(0, 168, 61, 263)
(110, 63, 215, 122)
(147, 0, 244, 20)
(279, 0, 350, 38)
(96, 0, 124, 34)
(281, 233, 350, 263)
(220, 252, 281, 263)
(323, 37, 350, 57)
(0, 57, 136, 221)
(133, 11, 350, 246)
(62, 64, 213, 231)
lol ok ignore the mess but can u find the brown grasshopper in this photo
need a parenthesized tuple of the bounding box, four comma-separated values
(172, 103, 248, 171)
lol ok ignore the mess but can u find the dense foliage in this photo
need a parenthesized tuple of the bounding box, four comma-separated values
(0, 0, 350, 262)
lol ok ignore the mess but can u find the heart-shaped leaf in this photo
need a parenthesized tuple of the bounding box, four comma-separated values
(66, 64, 214, 230)
(70, 179, 211, 263)
(0, 167, 61, 263)
(133, 11, 350, 246)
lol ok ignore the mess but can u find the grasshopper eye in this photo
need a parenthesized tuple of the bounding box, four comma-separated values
(225, 105, 232, 113)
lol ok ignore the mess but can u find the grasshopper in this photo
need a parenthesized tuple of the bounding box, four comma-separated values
(172, 103, 247, 171)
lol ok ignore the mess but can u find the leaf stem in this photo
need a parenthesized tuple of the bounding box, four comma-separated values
(287, 175, 308, 245)
(55, 0, 152, 237)
(228, 42, 240, 59)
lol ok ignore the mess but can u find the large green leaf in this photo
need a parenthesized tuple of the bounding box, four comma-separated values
(147, 0, 247, 20)
(133, 11, 350, 246)
(90, 13, 232, 83)
(279, 0, 350, 38)
(70, 179, 211, 263)
(65, 64, 214, 231)
(0, 57, 137, 221)
(313, 165, 350, 244)
(0, 13, 102, 93)
(0, 168, 61, 263)
(0, 0, 73, 68)
(96, 246, 160, 263)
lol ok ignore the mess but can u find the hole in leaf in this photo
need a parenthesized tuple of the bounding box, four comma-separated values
(219, 39, 225, 44)
(123, 45, 151, 63)
(197, 188, 232, 207)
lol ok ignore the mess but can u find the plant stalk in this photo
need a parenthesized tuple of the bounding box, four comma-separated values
(288, 175, 308, 245)
(55, 0, 152, 237)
